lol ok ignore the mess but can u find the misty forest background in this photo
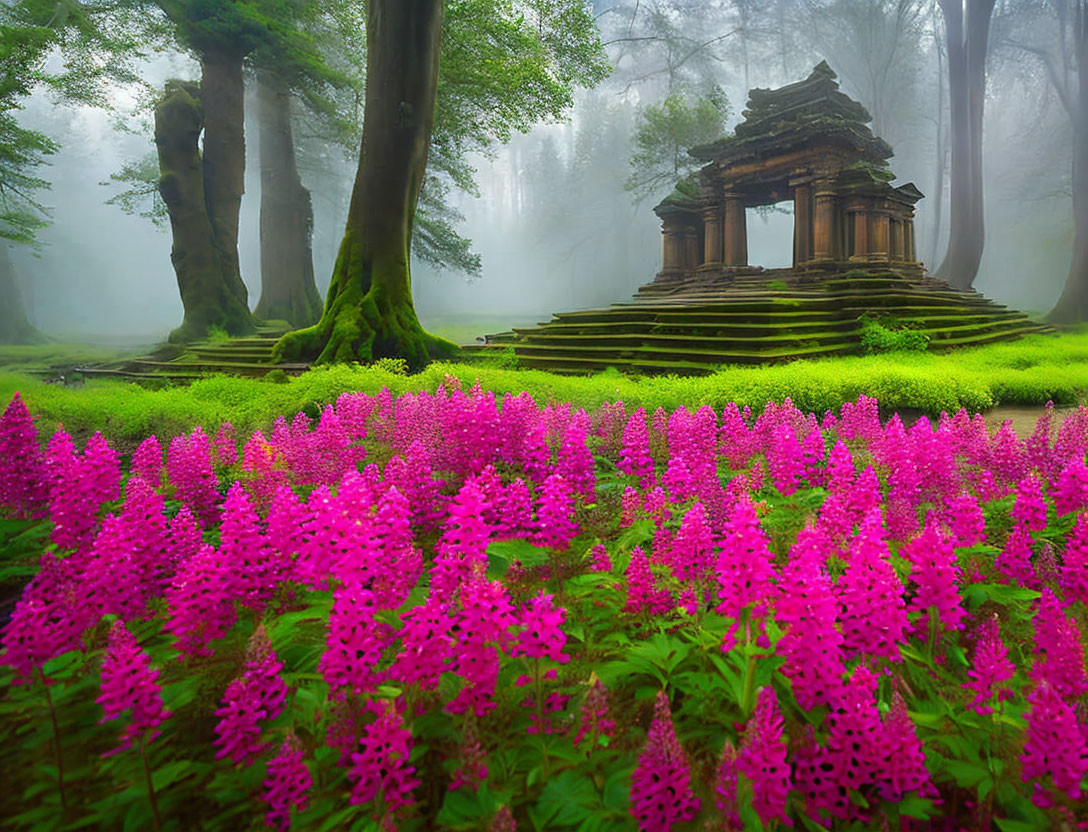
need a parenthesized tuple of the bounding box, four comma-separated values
(1, 0, 1080, 347)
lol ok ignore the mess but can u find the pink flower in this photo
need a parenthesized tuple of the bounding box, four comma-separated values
(838, 508, 908, 662)
(450, 715, 489, 792)
(879, 691, 935, 802)
(825, 440, 855, 494)
(432, 479, 492, 601)
(1, 553, 87, 683)
(573, 677, 615, 749)
(625, 545, 670, 615)
(619, 407, 656, 489)
(389, 592, 451, 690)
(715, 498, 778, 649)
(320, 584, 389, 696)
(514, 592, 569, 664)
(348, 700, 421, 815)
(167, 427, 221, 525)
(96, 621, 171, 757)
(218, 482, 276, 608)
(946, 491, 986, 547)
(164, 544, 237, 658)
(557, 412, 596, 501)
(0, 392, 47, 518)
(629, 691, 700, 831)
(1060, 512, 1088, 605)
(130, 435, 164, 488)
(901, 517, 966, 632)
(535, 473, 579, 551)
(588, 543, 612, 573)
(490, 806, 516, 832)
(1054, 455, 1088, 516)
(46, 428, 98, 551)
(995, 522, 1037, 588)
(768, 422, 804, 496)
(777, 538, 845, 711)
(714, 739, 742, 831)
(1020, 681, 1088, 801)
(213, 628, 288, 765)
(447, 578, 517, 717)
(1013, 475, 1049, 532)
(963, 615, 1016, 715)
(1031, 589, 1088, 700)
(214, 421, 238, 467)
(669, 502, 714, 584)
(263, 735, 312, 831)
(737, 687, 792, 827)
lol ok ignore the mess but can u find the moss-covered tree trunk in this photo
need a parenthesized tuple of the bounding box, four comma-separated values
(254, 71, 322, 327)
(155, 80, 254, 342)
(275, 0, 457, 368)
(0, 245, 44, 345)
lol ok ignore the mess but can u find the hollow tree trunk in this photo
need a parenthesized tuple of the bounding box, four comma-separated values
(200, 47, 250, 309)
(0, 246, 44, 345)
(155, 80, 254, 342)
(275, 0, 456, 367)
(935, 0, 994, 289)
(254, 72, 322, 327)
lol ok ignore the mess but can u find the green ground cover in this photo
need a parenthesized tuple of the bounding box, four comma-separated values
(0, 329, 1084, 449)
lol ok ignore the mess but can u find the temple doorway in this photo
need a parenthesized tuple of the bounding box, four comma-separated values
(746, 204, 794, 269)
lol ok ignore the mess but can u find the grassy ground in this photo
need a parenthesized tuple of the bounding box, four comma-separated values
(1, 328, 1085, 450)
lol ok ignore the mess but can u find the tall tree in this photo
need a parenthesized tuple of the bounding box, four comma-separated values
(277, 0, 610, 366)
(1000, 0, 1088, 322)
(277, 0, 452, 367)
(253, 71, 322, 327)
(1, 0, 142, 343)
(934, 0, 996, 289)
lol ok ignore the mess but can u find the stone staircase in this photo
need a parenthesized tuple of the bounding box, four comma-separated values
(463, 268, 1052, 374)
(77, 326, 310, 382)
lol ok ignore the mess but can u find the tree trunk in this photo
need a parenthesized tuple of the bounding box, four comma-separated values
(155, 80, 254, 342)
(935, 0, 994, 289)
(930, 23, 946, 266)
(1049, 17, 1088, 324)
(254, 72, 322, 327)
(275, 0, 457, 367)
(0, 246, 44, 345)
(200, 47, 250, 309)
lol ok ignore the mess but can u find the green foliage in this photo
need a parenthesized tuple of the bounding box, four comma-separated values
(626, 86, 730, 201)
(100, 153, 168, 230)
(859, 313, 931, 354)
(768, 279, 788, 291)
(2, 330, 1087, 448)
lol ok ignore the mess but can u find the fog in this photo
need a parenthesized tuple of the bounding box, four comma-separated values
(8, 1, 1077, 342)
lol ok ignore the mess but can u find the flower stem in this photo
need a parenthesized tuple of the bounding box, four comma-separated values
(39, 669, 67, 811)
(741, 617, 757, 717)
(140, 736, 162, 832)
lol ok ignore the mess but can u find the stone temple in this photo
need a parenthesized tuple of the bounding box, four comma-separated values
(478, 62, 1047, 373)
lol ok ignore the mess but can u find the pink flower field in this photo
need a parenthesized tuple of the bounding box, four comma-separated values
(0, 382, 1087, 831)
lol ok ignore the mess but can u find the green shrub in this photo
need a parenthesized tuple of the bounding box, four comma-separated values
(859, 313, 930, 354)
(767, 279, 788, 291)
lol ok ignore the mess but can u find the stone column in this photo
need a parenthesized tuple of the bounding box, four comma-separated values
(701, 204, 723, 268)
(812, 181, 837, 261)
(889, 219, 901, 260)
(659, 217, 686, 276)
(850, 210, 870, 260)
(793, 184, 812, 266)
(683, 227, 700, 270)
(869, 210, 891, 262)
(906, 219, 916, 261)
(723, 193, 748, 267)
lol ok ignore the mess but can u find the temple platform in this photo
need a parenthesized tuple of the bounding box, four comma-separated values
(464, 266, 1051, 375)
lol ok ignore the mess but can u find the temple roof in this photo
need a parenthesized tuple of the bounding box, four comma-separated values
(688, 61, 893, 166)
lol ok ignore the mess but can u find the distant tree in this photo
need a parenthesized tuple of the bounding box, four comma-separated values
(626, 86, 730, 202)
(934, 0, 997, 289)
(276, 0, 610, 367)
(0, 0, 144, 344)
(998, 0, 1088, 323)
